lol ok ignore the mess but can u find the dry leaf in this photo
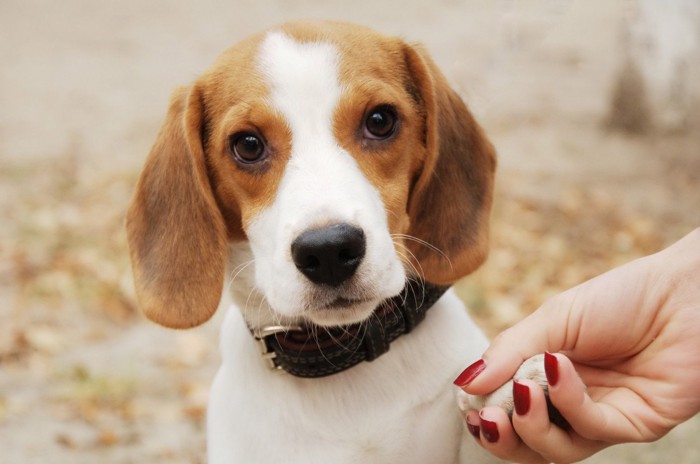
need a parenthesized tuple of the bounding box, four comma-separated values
(96, 429, 119, 447)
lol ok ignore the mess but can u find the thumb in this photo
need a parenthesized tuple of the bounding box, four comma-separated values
(456, 294, 573, 395)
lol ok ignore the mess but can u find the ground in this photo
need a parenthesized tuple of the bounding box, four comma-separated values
(1, 1, 699, 463)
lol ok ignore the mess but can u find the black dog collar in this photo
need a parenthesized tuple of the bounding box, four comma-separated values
(252, 279, 449, 378)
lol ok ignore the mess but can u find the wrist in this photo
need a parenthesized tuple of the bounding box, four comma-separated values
(647, 227, 700, 317)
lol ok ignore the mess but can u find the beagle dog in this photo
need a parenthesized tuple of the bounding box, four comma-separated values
(126, 20, 543, 463)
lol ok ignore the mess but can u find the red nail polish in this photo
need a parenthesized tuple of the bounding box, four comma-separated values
(513, 380, 530, 415)
(465, 419, 480, 439)
(545, 352, 559, 387)
(479, 413, 499, 443)
(453, 359, 486, 387)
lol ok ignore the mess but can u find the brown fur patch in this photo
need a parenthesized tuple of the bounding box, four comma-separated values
(125, 86, 228, 328)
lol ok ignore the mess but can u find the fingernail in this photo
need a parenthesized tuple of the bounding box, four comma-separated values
(465, 418, 480, 439)
(513, 380, 530, 415)
(453, 359, 486, 387)
(545, 352, 559, 387)
(479, 413, 499, 443)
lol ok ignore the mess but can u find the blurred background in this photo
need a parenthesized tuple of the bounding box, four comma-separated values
(1, 0, 698, 462)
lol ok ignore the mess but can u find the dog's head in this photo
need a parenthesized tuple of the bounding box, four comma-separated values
(125, 21, 496, 329)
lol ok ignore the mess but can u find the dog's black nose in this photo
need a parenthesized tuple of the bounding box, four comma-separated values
(291, 223, 366, 287)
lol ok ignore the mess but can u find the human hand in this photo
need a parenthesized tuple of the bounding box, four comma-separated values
(456, 228, 700, 463)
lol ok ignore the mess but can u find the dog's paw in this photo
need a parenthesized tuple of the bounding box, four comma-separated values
(457, 354, 569, 428)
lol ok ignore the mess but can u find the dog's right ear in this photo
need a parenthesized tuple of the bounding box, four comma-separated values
(126, 86, 227, 329)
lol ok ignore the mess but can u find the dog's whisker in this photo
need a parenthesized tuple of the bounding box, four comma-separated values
(253, 289, 267, 332)
(243, 286, 258, 315)
(391, 233, 447, 257)
(226, 259, 255, 288)
(392, 245, 416, 273)
(353, 319, 369, 355)
(325, 324, 355, 354)
(389, 261, 423, 312)
(411, 273, 428, 308)
(391, 233, 453, 272)
(392, 240, 427, 281)
(370, 306, 392, 337)
(396, 252, 423, 283)
(313, 325, 342, 367)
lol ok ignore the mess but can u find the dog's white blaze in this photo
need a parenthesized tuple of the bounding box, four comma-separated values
(258, 33, 341, 139)
(245, 32, 405, 325)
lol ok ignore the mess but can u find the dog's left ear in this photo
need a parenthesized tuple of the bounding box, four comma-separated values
(403, 43, 497, 285)
(125, 85, 228, 329)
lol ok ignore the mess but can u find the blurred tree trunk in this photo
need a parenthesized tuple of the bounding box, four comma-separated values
(608, 0, 700, 134)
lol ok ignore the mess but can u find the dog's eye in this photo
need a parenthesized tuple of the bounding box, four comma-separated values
(364, 106, 397, 140)
(229, 133, 266, 163)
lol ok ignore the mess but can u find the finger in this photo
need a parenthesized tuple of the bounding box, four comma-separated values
(475, 406, 549, 464)
(458, 298, 572, 395)
(512, 378, 607, 463)
(464, 409, 481, 440)
(547, 353, 655, 443)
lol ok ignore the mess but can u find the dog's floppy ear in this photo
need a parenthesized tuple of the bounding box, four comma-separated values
(125, 85, 227, 329)
(403, 44, 496, 285)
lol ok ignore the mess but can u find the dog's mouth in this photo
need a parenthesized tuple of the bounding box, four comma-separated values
(305, 295, 381, 327)
(323, 296, 369, 310)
